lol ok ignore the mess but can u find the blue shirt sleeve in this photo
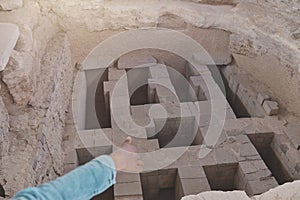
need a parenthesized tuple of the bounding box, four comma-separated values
(12, 155, 116, 200)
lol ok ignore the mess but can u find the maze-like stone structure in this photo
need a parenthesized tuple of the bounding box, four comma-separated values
(70, 50, 299, 200)
(68, 28, 300, 199)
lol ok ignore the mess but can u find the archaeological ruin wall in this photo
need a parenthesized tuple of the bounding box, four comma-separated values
(0, 0, 299, 199)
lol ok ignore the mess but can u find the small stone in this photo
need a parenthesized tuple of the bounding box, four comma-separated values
(263, 101, 279, 116)
(257, 93, 271, 105)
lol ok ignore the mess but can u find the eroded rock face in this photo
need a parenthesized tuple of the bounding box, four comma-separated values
(182, 191, 251, 200)
(253, 181, 300, 200)
(182, 181, 300, 200)
(2, 51, 35, 105)
(0, 95, 9, 195)
(1, 33, 73, 196)
(0, 95, 9, 157)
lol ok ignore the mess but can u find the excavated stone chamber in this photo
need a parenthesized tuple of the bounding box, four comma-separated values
(1, 0, 300, 199)
(71, 27, 300, 200)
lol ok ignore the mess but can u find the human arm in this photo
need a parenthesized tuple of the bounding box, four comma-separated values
(12, 155, 116, 200)
(12, 137, 142, 200)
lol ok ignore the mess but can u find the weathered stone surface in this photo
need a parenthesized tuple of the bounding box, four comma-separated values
(0, 1, 40, 28)
(15, 24, 33, 52)
(29, 32, 73, 173)
(1, 33, 73, 196)
(182, 181, 300, 200)
(0, 96, 9, 157)
(182, 191, 251, 200)
(252, 181, 300, 200)
(2, 51, 35, 105)
(284, 125, 300, 150)
(0, 23, 19, 71)
(0, 0, 23, 11)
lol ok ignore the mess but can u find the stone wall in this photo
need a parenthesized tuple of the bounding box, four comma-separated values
(0, 33, 73, 197)
(0, 0, 74, 197)
(0, 0, 60, 106)
(0, 95, 9, 178)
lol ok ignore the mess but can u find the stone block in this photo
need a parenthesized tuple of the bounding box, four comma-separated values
(240, 143, 259, 157)
(239, 161, 266, 177)
(187, 27, 232, 65)
(117, 172, 141, 183)
(136, 139, 160, 153)
(180, 178, 211, 195)
(114, 182, 143, 197)
(0, 23, 20, 71)
(178, 166, 206, 179)
(103, 81, 116, 93)
(199, 151, 218, 166)
(64, 150, 78, 165)
(245, 169, 272, 181)
(110, 96, 130, 109)
(257, 93, 271, 105)
(149, 64, 169, 78)
(246, 177, 278, 196)
(236, 134, 251, 144)
(263, 101, 279, 116)
(214, 148, 237, 164)
(246, 96, 266, 117)
(108, 68, 126, 81)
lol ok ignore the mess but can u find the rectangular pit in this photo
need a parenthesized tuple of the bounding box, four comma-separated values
(140, 169, 178, 200)
(247, 133, 293, 185)
(203, 163, 240, 191)
(126, 68, 149, 106)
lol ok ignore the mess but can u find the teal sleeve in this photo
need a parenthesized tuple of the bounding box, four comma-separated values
(12, 155, 116, 200)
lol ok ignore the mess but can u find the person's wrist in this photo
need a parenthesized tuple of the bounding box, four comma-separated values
(110, 153, 121, 171)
